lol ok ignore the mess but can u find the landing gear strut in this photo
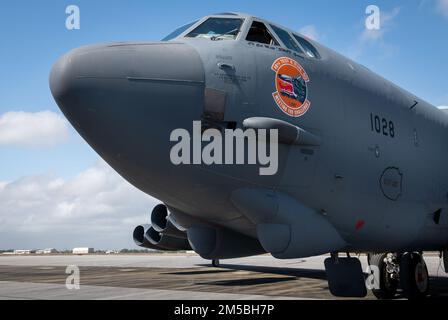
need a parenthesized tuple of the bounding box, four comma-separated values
(368, 252, 429, 299)
(368, 253, 399, 299)
(212, 259, 220, 267)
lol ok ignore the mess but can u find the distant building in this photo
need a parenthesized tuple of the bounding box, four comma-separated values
(105, 250, 119, 254)
(36, 248, 58, 254)
(13, 249, 36, 255)
(72, 247, 94, 255)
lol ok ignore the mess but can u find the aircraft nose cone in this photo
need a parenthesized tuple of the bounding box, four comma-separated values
(50, 42, 205, 108)
(49, 52, 71, 104)
(50, 43, 205, 122)
(49, 45, 101, 123)
(50, 44, 104, 107)
(49, 42, 205, 175)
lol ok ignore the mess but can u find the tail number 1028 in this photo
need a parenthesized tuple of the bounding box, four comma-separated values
(370, 113, 395, 138)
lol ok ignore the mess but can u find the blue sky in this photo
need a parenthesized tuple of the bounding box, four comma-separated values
(0, 0, 447, 249)
(1, 0, 447, 181)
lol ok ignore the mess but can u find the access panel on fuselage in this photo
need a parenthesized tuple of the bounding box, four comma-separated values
(190, 40, 283, 187)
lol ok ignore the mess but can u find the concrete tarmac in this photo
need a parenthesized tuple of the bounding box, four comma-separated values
(0, 254, 447, 300)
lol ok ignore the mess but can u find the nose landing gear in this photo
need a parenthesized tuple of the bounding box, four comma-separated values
(368, 252, 429, 299)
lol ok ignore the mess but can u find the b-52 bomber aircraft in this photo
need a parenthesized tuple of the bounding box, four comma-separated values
(50, 13, 448, 299)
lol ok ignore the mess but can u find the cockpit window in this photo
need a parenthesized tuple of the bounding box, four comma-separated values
(246, 21, 279, 46)
(213, 12, 238, 16)
(293, 34, 320, 58)
(185, 18, 243, 40)
(270, 25, 304, 53)
(162, 20, 198, 41)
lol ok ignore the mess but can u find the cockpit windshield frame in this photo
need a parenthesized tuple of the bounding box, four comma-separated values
(243, 19, 280, 46)
(164, 14, 322, 60)
(184, 17, 246, 41)
(162, 20, 200, 41)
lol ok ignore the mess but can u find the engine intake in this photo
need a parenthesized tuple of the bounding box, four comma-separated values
(145, 226, 191, 251)
(151, 204, 187, 239)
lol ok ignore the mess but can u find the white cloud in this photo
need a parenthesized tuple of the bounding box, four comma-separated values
(349, 7, 401, 60)
(0, 111, 69, 147)
(299, 25, 319, 41)
(0, 160, 160, 249)
(437, 0, 448, 18)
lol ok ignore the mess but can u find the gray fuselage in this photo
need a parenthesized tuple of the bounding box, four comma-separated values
(50, 13, 448, 256)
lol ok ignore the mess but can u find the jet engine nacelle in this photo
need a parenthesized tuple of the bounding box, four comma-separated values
(187, 225, 266, 259)
(151, 204, 188, 239)
(145, 226, 191, 251)
(134, 204, 190, 251)
(133, 224, 163, 250)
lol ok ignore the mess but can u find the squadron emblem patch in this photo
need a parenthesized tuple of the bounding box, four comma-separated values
(271, 57, 311, 117)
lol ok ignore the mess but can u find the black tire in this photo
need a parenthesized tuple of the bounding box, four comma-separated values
(212, 259, 220, 267)
(369, 253, 398, 299)
(400, 252, 429, 300)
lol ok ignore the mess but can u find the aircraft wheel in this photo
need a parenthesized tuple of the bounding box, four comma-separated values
(400, 252, 429, 299)
(369, 253, 398, 299)
(212, 259, 220, 267)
